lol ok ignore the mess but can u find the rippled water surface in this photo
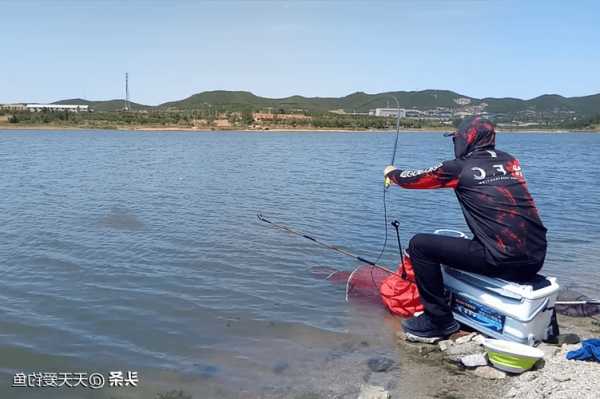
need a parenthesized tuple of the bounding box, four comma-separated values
(1, 130, 599, 397)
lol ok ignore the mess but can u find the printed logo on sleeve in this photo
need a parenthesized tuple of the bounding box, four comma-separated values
(399, 163, 443, 178)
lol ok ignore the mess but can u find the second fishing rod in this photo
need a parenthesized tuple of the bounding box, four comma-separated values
(257, 213, 405, 278)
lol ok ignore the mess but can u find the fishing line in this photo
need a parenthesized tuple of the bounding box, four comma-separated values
(372, 95, 402, 266)
(351, 96, 402, 301)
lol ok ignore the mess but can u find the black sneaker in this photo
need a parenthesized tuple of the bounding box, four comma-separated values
(402, 313, 460, 344)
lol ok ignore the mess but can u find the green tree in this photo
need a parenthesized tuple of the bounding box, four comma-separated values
(242, 111, 254, 125)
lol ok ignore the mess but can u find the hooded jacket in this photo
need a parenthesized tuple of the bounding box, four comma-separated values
(386, 116, 547, 268)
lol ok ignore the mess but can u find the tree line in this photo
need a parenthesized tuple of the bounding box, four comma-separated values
(2, 108, 599, 130)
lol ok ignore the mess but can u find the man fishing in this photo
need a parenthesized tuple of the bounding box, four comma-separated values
(382, 116, 547, 342)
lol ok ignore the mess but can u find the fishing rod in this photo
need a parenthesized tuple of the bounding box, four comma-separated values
(256, 213, 401, 277)
(555, 300, 600, 305)
(390, 96, 402, 165)
(383, 95, 401, 189)
(257, 97, 405, 279)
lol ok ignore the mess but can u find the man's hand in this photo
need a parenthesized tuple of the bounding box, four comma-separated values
(384, 165, 397, 188)
(384, 165, 397, 177)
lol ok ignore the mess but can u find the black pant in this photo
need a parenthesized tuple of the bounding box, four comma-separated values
(408, 233, 542, 322)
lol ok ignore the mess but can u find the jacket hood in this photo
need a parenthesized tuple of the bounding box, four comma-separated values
(453, 116, 496, 158)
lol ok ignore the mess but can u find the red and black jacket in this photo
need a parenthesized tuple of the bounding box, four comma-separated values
(386, 117, 547, 268)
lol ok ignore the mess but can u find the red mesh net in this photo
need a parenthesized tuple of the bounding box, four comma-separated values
(309, 260, 423, 318)
(309, 264, 389, 303)
(345, 264, 392, 303)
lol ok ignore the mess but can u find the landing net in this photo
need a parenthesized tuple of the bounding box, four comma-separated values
(344, 264, 392, 304)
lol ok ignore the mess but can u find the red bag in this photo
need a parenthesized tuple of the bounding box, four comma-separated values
(379, 254, 424, 318)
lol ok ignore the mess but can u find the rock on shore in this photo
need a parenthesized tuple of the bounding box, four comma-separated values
(358, 384, 391, 399)
(429, 315, 600, 399)
(504, 343, 600, 399)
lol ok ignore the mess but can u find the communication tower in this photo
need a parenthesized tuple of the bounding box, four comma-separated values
(125, 72, 130, 111)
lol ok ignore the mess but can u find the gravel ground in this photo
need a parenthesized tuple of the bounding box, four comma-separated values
(505, 343, 600, 399)
(503, 315, 600, 399)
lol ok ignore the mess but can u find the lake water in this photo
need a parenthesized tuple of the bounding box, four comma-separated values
(1, 129, 599, 398)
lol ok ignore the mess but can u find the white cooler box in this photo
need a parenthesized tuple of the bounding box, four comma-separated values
(442, 266, 560, 345)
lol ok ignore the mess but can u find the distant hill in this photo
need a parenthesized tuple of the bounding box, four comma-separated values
(159, 90, 340, 112)
(53, 90, 600, 116)
(158, 89, 600, 116)
(157, 90, 472, 112)
(482, 93, 600, 114)
(53, 98, 150, 112)
(337, 90, 477, 111)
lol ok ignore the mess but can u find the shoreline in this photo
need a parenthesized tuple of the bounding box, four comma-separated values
(136, 314, 599, 399)
(1, 124, 599, 134)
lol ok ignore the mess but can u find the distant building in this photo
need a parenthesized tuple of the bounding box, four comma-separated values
(252, 112, 311, 122)
(404, 109, 423, 118)
(253, 113, 275, 121)
(369, 108, 406, 118)
(454, 97, 471, 106)
(25, 104, 89, 112)
(454, 111, 474, 118)
(275, 113, 311, 121)
(422, 107, 453, 120)
(214, 119, 232, 128)
(0, 103, 27, 111)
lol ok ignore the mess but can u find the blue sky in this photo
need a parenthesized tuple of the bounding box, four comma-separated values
(1, 0, 598, 105)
